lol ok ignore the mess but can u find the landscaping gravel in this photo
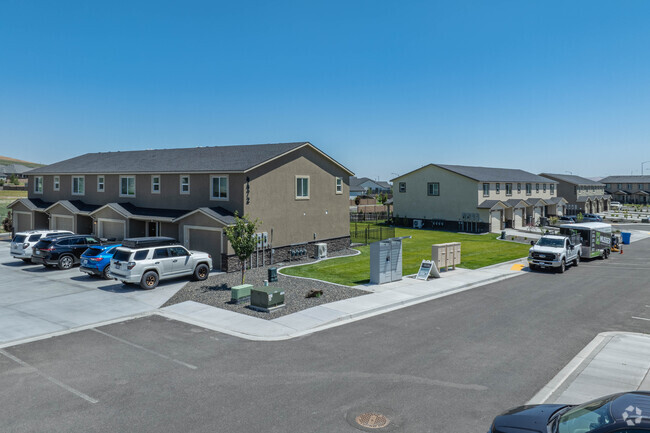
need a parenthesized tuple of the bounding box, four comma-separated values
(162, 248, 369, 320)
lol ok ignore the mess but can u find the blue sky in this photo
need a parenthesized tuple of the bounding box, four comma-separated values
(2, 1, 650, 180)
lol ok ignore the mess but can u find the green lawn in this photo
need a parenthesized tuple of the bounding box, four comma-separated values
(0, 190, 26, 232)
(281, 227, 530, 286)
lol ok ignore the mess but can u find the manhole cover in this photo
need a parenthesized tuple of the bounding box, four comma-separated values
(355, 412, 390, 429)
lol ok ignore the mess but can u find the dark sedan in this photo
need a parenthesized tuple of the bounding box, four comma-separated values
(32, 235, 102, 270)
(489, 392, 650, 432)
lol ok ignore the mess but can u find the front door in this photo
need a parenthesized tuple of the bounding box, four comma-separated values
(147, 221, 159, 237)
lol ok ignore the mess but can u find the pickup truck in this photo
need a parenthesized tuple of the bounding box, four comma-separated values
(528, 234, 581, 273)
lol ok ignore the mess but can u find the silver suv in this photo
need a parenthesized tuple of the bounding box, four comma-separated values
(108, 237, 212, 289)
(10, 230, 74, 261)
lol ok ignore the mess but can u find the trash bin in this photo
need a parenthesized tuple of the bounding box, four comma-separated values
(621, 232, 631, 245)
(268, 267, 278, 282)
(501, 230, 506, 239)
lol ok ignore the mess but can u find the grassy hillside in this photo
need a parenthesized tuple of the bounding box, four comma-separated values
(0, 156, 44, 168)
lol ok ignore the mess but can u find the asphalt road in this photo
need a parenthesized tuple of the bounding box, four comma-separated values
(2, 240, 650, 433)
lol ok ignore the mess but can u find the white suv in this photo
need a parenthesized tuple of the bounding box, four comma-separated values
(10, 230, 74, 261)
(108, 237, 213, 289)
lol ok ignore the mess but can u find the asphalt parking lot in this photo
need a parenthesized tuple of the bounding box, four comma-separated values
(0, 242, 188, 345)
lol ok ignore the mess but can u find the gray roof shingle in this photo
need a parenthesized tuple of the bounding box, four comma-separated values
(435, 164, 557, 183)
(540, 173, 604, 186)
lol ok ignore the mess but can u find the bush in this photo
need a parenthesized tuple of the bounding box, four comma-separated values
(2, 211, 12, 232)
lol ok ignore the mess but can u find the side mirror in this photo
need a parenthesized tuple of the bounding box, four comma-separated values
(530, 241, 535, 246)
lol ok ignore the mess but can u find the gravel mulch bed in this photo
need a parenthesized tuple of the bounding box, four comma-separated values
(162, 248, 368, 320)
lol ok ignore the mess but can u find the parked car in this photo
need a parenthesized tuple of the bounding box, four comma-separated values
(32, 235, 102, 270)
(582, 213, 603, 222)
(528, 234, 581, 273)
(558, 216, 575, 224)
(10, 230, 74, 262)
(488, 391, 650, 433)
(610, 201, 622, 210)
(108, 237, 212, 290)
(80, 244, 121, 279)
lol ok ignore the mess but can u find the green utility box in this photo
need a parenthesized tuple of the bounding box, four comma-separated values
(251, 287, 285, 311)
(231, 284, 253, 304)
(268, 267, 278, 282)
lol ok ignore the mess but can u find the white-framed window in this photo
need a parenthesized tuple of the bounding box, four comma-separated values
(180, 175, 190, 195)
(550, 184, 555, 194)
(296, 176, 309, 199)
(72, 176, 85, 195)
(526, 183, 532, 195)
(210, 175, 228, 200)
(543, 183, 547, 193)
(120, 176, 136, 197)
(427, 182, 439, 196)
(34, 176, 43, 194)
(97, 175, 105, 192)
(151, 175, 161, 194)
(335, 177, 342, 194)
(535, 183, 539, 193)
(482, 183, 490, 197)
(53, 176, 60, 191)
(517, 183, 521, 193)
(496, 183, 500, 194)
(398, 182, 406, 193)
(505, 183, 512, 196)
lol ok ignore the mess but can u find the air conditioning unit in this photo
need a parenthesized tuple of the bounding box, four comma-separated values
(413, 219, 423, 229)
(315, 243, 327, 259)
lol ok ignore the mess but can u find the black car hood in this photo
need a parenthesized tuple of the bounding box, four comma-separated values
(492, 404, 566, 433)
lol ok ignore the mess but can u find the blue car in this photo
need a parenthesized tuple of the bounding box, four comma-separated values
(80, 244, 121, 279)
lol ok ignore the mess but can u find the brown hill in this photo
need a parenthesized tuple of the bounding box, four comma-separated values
(0, 156, 44, 168)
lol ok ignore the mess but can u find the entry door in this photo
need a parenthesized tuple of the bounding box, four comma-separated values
(147, 222, 159, 237)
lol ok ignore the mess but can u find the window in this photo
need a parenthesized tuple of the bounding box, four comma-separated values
(134, 250, 148, 261)
(151, 175, 160, 194)
(335, 177, 342, 194)
(120, 176, 136, 197)
(639, 184, 644, 189)
(617, 183, 622, 189)
(399, 182, 406, 193)
(210, 175, 228, 200)
(153, 248, 169, 259)
(97, 175, 105, 192)
(53, 176, 60, 191)
(525, 183, 532, 195)
(34, 176, 43, 194)
(495, 183, 500, 194)
(427, 182, 439, 196)
(543, 184, 546, 193)
(606, 183, 611, 188)
(483, 183, 490, 197)
(296, 176, 309, 199)
(180, 175, 190, 194)
(170, 247, 189, 257)
(550, 184, 555, 194)
(505, 183, 512, 196)
(628, 183, 632, 189)
(517, 183, 521, 193)
(72, 176, 85, 195)
(535, 183, 539, 193)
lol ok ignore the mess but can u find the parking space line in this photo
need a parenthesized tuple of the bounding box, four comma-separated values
(0, 349, 98, 404)
(632, 316, 650, 322)
(91, 329, 197, 370)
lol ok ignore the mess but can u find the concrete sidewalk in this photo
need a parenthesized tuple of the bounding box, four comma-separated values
(528, 332, 650, 405)
(160, 258, 529, 341)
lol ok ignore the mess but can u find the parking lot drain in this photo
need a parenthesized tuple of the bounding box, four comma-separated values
(355, 412, 390, 429)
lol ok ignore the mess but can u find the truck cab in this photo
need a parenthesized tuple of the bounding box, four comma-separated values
(528, 234, 581, 273)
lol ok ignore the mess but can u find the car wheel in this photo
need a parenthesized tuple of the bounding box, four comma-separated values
(102, 265, 112, 280)
(58, 255, 74, 270)
(604, 249, 609, 259)
(558, 259, 566, 273)
(140, 271, 159, 290)
(574, 255, 580, 267)
(193, 263, 210, 281)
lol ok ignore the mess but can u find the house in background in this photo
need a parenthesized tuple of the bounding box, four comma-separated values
(600, 176, 650, 205)
(10, 142, 353, 271)
(392, 164, 565, 233)
(349, 176, 391, 198)
(540, 173, 609, 214)
(0, 163, 31, 180)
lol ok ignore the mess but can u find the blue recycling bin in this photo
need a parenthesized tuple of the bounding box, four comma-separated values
(621, 232, 631, 245)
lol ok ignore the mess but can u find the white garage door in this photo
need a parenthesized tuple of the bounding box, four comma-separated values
(13, 212, 32, 232)
(186, 227, 221, 270)
(99, 220, 126, 240)
(490, 210, 502, 233)
(52, 215, 74, 232)
(514, 209, 523, 229)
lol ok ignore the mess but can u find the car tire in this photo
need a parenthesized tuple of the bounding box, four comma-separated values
(193, 263, 210, 281)
(140, 271, 159, 290)
(102, 265, 112, 280)
(21, 258, 31, 263)
(604, 249, 609, 259)
(574, 255, 580, 267)
(58, 255, 74, 270)
(558, 259, 566, 273)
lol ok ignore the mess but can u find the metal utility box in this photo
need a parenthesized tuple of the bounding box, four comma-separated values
(315, 243, 327, 259)
(231, 284, 253, 304)
(268, 267, 278, 283)
(251, 287, 285, 310)
(370, 236, 411, 284)
(431, 242, 461, 270)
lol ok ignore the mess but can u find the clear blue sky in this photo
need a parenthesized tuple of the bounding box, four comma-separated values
(2, 0, 650, 180)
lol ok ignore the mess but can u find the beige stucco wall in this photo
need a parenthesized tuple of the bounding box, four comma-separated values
(392, 166, 479, 221)
(244, 146, 350, 247)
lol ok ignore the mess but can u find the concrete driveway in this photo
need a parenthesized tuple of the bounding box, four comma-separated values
(0, 241, 189, 346)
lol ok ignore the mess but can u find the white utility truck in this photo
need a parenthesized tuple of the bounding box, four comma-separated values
(528, 234, 582, 273)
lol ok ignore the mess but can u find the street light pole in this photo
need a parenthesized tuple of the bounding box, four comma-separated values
(642, 161, 650, 176)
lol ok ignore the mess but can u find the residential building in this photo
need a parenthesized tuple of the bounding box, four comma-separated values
(9, 142, 353, 271)
(349, 176, 391, 197)
(0, 163, 31, 179)
(600, 176, 650, 204)
(392, 164, 565, 233)
(539, 173, 609, 214)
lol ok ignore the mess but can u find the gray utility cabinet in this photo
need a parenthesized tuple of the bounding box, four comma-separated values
(370, 236, 410, 284)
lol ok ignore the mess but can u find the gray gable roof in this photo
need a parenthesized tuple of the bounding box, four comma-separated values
(0, 163, 31, 175)
(435, 164, 556, 183)
(540, 173, 604, 186)
(600, 175, 650, 184)
(27, 142, 353, 175)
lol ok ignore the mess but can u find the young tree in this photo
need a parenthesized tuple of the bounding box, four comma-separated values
(224, 211, 260, 284)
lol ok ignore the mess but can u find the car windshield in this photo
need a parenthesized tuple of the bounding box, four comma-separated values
(537, 238, 564, 247)
(556, 395, 616, 433)
(13, 235, 27, 243)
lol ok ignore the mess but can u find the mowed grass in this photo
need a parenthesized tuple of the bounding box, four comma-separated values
(280, 227, 531, 286)
(0, 190, 26, 232)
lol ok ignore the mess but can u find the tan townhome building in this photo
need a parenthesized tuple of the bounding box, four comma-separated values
(540, 173, 609, 214)
(10, 142, 353, 271)
(600, 176, 650, 205)
(392, 164, 565, 233)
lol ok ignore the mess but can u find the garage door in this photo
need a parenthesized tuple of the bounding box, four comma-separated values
(13, 212, 32, 232)
(490, 210, 502, 233)
(187, 228, 221, 270)
(52, 215, 74, 232)
(99, 220, 126, 240)
(514, 209, 523, 229)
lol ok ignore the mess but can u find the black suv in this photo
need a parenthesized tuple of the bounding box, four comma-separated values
(32, 235, 103, 270)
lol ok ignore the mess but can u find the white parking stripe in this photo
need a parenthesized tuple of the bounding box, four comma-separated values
(91, 329, 197, 370)
(0, 349, 98, 404)
(632, 316, 650, 322)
